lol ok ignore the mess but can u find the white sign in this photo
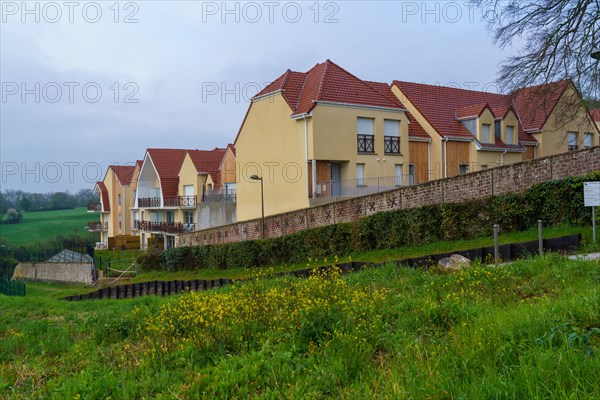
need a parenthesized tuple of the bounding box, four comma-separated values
(584, 182, 600, 207)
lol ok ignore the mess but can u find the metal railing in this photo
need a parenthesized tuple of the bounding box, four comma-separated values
(202, 193, 237, 203)
(87, 203, 102, 212)
(138, 197, 161, 208)
(0, 277, 25, 296)
(314, 174, 415, 198)
(357, 134, 375, 153)
(87, 221, 108, 231)
(138, 196, 198, 208)
(384, 136, 401, 154)
(135, 220, 196, 234)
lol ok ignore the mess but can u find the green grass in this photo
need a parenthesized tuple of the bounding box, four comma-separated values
(0, 208, 98, 245)
(1, 255, 599, 398)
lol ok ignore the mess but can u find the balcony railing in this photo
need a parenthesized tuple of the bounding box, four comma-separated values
(357, 134, 375, 153)
(384, 136, 401, 154)
(87, 203, 102, 212)
(138, 196, 198, 208)
(314, 174, 415, 199)
(138, 197, 161, 208)
(87, 221, 108, 231)
(202, 193, 237, 203)
(135, 220, 196, 234)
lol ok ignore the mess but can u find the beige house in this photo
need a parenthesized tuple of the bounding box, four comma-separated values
(132, 147, 236, 249)
(235, 60, 428, 221)
(89, 164, 138, 248)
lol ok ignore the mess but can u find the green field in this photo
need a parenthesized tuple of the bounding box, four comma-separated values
(1, 255, 599, 398)
(0, 208, 98, 245)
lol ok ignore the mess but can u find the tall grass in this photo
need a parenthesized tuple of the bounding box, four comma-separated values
(1, 255, 599, 398)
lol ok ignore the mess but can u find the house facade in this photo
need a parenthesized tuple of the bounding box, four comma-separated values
(88, 164, 138, 248)
(132, 147, 236, 249)
(235, 60, 427, 221)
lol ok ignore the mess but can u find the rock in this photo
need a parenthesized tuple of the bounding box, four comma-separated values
(437, 254, 471, 272)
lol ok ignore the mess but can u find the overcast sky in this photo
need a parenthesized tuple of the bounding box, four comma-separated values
(0, 1, 515, 192)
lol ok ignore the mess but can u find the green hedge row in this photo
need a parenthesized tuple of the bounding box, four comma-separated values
(138, 171, 600, 272)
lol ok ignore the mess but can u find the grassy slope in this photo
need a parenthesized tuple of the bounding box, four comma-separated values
(0, 208, 98, 245)
(1, 255, 599, 398)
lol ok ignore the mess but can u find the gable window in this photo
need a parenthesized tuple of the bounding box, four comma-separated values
(356, 163, 365, 186)
(481, 124, 491, 143)
(357, 117, 374, 153)
(568, 132, 578, 151)
(459, 164, 469, 175)
(384, 119, 401, 154)
(584, 133, 593, 149)
(505, 126, 515, 145)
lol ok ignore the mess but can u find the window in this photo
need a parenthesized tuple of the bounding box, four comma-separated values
(357, 117, 375, 153)
(481, 165, 488, 170)
(505, 126, 514, 145)
(568, 132, 578, 151)
(384, 120, 400, 136)
(357, 117, 374, 135)
(118, 215, 122, 231)
(184, 211, 194, 224)
(494, 121, 501, 140)
(166, 236, 175, 249)
(118, 194, 121, 206)
(481, 124, 491, 143)
(225, 182, 237, 194)
(183, 184, 194, 196)
(584, 133, 593, 149)
(206, 184, 213, 194)
(459, 164, 469, 175)
(395, 164, 403, 186)
(356, 163, 365, 186)
(132, 190, 136, 204)
(166, 211, 174, 223)
(408, 164, 415, 185)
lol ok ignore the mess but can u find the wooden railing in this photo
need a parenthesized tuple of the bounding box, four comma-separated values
(138, 196, 197, 208)
(87, 203, 102, 212)
(384, 136, 401, 154)
(357, 134, 375, 153)
(87, 221, 108, 231)
(135, 220, 196, 234)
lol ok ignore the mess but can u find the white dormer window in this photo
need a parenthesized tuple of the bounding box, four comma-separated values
(506, 126, 515, 145)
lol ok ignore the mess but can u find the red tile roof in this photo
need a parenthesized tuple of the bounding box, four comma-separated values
(455, 103, 489, 120)
(136, 160, 143, 169)
(254, 60, 405, 116)
(392, 80, 539, 150)
(146, 149, 189, 199)
(589, 108, 600, 123)
(188, 148, 227, 190)
(110, 165, 136, 186)
(511, 80, 570, 132)
(94, 181, 110, 212)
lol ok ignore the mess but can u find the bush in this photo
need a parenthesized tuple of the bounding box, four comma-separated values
(138, 171, 600, 272)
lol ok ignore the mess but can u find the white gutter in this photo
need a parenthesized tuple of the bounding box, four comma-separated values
(302, 114, 311, 199)
(500, 148, 509, 166)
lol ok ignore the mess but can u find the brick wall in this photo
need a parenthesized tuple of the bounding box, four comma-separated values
(178, 147, 600, 247)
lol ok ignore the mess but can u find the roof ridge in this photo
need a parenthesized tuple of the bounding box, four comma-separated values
(315, 60, 330, 103)
(393, 80, 508, 98)
(292, 68, 312, 113)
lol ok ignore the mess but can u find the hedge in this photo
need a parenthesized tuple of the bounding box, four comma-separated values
(138, 171, 600, 272)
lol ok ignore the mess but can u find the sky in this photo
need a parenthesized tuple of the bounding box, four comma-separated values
(0, 0, 515, 192)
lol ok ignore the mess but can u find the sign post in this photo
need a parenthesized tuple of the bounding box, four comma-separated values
(584, 182, 600, 243)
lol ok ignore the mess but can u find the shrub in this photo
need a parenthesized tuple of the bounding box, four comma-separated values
(138, 171, 600, 272)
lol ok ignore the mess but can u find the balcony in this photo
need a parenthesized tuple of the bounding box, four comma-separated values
(202, 193, 237, 203)
(87, 203, 102, 212)
(87, 221, 108, 232)
(138, 197, 161, 208)
(138, 196, 198, 208)
(135, 220, 196, 234)
(384, 136, 401, 155)
(357, 134, 375, 153)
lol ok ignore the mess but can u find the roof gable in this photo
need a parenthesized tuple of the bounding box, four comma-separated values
(146, 149, 189, 198)
(110, 165, 136, 186)
(511, 80, 571, 132)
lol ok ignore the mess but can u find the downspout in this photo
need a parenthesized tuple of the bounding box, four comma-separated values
(302, 115, 312, 199)
(500, 148, 508, 166)
(443, 137, 449, 178)
(534, 142, 539, 159)
(427, 141, 431, 181)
